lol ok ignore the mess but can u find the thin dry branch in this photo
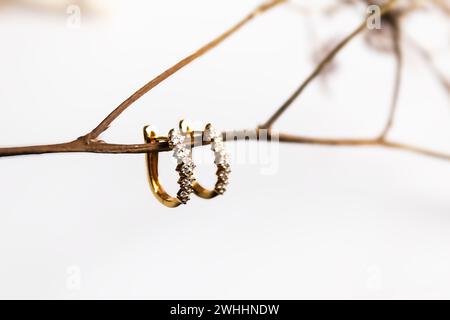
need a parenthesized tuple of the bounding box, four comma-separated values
(85, 0, 286, 142)
(0, 0, 449, 164)
(406, 35, 450, 96)
(277, 133, 450, 162)
(379, 20, 403, 139)
(0, 0, 284, 156)
(260, 0, 398, 129)
(2, 130, 449, 163)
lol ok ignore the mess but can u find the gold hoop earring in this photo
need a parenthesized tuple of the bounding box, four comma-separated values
(143, 123, 196, 208)
(191, 123, 231, 199)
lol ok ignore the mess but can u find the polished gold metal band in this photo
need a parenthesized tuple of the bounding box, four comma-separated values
(143, 125, 194, 208)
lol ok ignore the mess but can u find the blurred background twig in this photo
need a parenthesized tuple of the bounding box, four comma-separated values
(0, 0, 448, 162)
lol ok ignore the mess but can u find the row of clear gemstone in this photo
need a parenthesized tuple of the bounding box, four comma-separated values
(204, 125, 230, 195)
(169, 124, 231, 201)
(169, 129, 194, 204)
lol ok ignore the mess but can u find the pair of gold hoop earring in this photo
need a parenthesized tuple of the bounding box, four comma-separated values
(143, 121, 230, 208)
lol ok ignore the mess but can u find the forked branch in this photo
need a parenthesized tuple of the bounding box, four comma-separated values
(0, 0, 448, 163)
(85, 0, 287, 142)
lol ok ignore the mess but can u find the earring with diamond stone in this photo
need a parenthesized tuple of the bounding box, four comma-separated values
(185, 123, 231, 199)
(143, 123, 196, 208)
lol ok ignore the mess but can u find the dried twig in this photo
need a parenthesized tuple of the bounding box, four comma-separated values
(406, 35, 450, 96)
(0, 0, 286, 157)
(278, 133, 450, 161)
(0, 0, 449, 164)
(379, 19, 402, 139)
(86, 0, 287, 142)
(260, 0, 399, 129)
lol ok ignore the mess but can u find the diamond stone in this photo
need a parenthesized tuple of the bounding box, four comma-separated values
(169, 129, 185, 146)
(214, 154, 229, 165)
(218, 171, 228, 179)
(204, 127, 218, 141)
(220, 176, 229, 184)
(215, 182, 227, 194)
(181, 164, 194, 176)
(179, 190, 189, 197)
(217, 150, 228, 158)
(219, 163, 231, 173)
(174, 146, 190, 160)
(179, 177, 192, 188)
(181, 156, 193, 164)
(178, 193, 190, 204)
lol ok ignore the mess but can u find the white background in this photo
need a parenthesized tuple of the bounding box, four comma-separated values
(0, 0, 449, 299)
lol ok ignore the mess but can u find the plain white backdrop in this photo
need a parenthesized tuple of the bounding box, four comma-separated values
(0, 0, 449, 299)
